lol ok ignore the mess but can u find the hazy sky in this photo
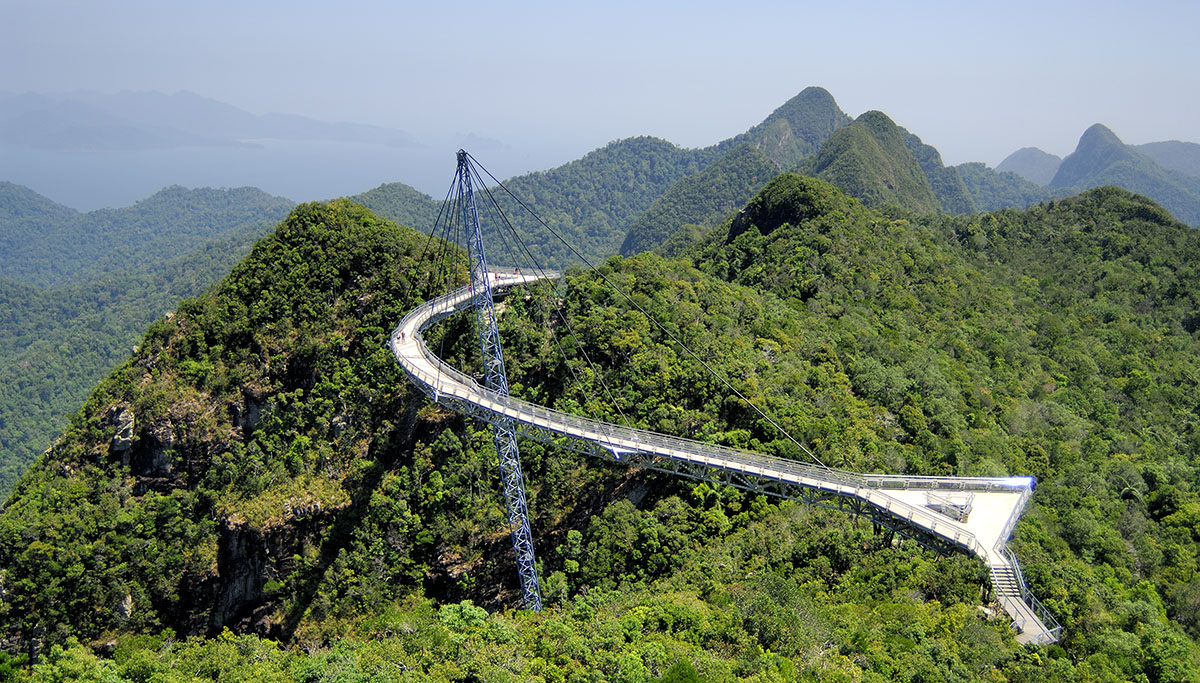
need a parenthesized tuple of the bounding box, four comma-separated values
(3, 0, 1198, 167)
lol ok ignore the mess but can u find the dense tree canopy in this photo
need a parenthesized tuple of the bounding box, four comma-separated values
(4, 175, 1200, 680)
(0, 186, 293, 496)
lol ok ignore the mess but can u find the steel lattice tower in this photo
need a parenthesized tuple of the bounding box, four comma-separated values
(455, 150, 542, 610)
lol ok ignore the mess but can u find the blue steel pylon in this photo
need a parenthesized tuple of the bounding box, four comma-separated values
(455, 150, 543, 610)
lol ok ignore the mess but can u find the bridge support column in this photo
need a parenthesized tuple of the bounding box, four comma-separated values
(454, 151, 542, 611)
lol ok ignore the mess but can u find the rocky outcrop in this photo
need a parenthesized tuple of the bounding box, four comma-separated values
(230, 388, 266, 438)
(107, 404, 135, 459)
(209, 519, 269, 633)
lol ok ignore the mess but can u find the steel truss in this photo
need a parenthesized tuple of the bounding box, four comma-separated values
(421, 385, 971, 558)
(394, 236, 1060, 644)
(454, 151, 542, 611)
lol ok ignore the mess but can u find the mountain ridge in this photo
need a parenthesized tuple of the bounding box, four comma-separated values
(798, 110, 941, 214)
(6, 178, 1200, 678)
(0, 90, 418, 151)
(1050, 123, 1200, 225)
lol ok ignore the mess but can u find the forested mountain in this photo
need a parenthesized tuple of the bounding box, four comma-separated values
(996, 147, 1063, 185)
(709, 86, 852, 168)
(1135, 140, 1200, 179)
(349, 181, 442, 236)
(618, 87, 854, 256)
(1050, 124, 1200, 225)
(0, 184, 293, 288)
(0, 185, 293, 495)
(901, 128, 976, 214)
(355, 137, 711, 268)
(798, 110, 942, 214)
(955, 161, 1062, 212)
(0, 182, 79, 246)
(619, 143, 779, 256)
(5, 176, 1200, 679)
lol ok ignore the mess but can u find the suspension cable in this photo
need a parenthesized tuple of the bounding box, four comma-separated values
(462, 159, 633, 430)
(464, 152, 829, 470)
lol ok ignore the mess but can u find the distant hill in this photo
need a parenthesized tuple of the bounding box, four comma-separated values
(0, 90, 418, 151)
(0, 180, 78, 225)
(0, 184, 294, 495)
(1136, 140, 1200, 179)
(955, 162, 1060, 212)
(0, 184, 294, 288)
(620, 144, 780, 256)
(0, 182, 80, 268)
(619, 87, 852, 256)
(1050, 124, 1200, 226)
(481, 87, 856, 265)
(798, 110, 940, 214)
(996, 147, 1062, 185)
(712, 86, 852, 168)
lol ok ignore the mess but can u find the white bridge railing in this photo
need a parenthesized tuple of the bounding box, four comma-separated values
(391, 270, 1060, 644)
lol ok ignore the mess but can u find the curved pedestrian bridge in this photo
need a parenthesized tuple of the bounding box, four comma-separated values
(390, 269, 1060, 645)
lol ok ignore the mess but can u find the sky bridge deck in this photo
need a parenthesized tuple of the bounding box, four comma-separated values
(390, 270, 1060, 645)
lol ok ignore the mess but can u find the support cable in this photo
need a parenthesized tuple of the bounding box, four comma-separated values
(463, 160, 633, 430)
(464, 153, 828, 470)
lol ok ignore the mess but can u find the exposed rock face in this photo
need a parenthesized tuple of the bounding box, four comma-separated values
(149, 418, 175, 451)
(109, 405, 135, 455)
(230, 389, 265, 437)
(145, 418, 175, 475)
(118, 593, 133, 620)
(209, 519, 268, 633)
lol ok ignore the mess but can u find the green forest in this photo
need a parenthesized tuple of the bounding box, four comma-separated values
(0, 186, 293, 495)
(2, 171, 1200, 680)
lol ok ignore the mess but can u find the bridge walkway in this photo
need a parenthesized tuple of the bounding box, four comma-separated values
(390, 269, 1060, 645)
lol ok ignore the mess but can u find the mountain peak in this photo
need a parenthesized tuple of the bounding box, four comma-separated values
(1079, 122, 1121, 146)
(856, 109, 897, 128)
(996, 147, 1062, 186)
(718, 86, 851, 168)
(1048, 123, 1200, 225)
(1050, 123, 1133, 188)
(798, 109, 940, 214)
(786, 86, 839, 109)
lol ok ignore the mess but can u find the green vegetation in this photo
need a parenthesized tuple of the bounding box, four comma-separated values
(798, 111, 941, 215)
(0, 184, 292, 495)
(4, 173, 1200, 680)
(956, 161, 1062, 212)
(0, 182, 79, 271)
(0, 185, 292, 288)
(620, 144, 779, 256)
(7, 85, 1200, 680)
(1051, 124, 1200, 226)
(901, 129, 976, 215)
(355, 137, 711, 269)
(349, 181, 442, 236)
(360, 88, 855, 265)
